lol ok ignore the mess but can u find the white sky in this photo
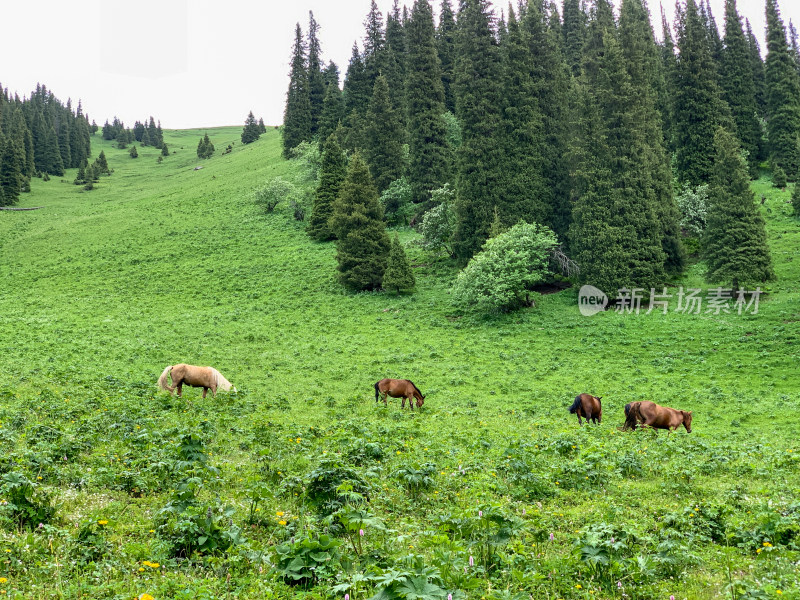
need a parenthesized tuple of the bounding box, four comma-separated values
(1, 0, 797, 129)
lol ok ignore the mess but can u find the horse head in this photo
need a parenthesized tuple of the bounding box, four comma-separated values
(682, 410, 693, 433)
(416, 394, 425, 408)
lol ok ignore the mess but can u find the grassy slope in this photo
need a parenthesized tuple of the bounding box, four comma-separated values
(0, 130, 798, 599)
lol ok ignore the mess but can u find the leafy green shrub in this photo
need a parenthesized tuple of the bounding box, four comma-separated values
(419, 185, 456, 257)
(437, 505, 523, 572)
(0, 471, 56, 530)
(451, 222, 557, 313)
(380, 177, 414, 225)
(675, 183, 709, 237)
(731, 504, 800, 551)
(305, 459, 370, 517)
(71, 519, 112, 565)
(253, 176, 297, 213)
(367, 563, 448, 600)
(271, 534, 342, 587)
(393, 463, 436, 497)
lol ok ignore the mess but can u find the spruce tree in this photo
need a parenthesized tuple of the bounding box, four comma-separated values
(308, 133, 347, 241)
(561, 0, 587, 77)
(569, 0, 667, 295)
(720, 0, 762, 177)
(0, 136, 22, 206)
(451, 0, 505, 262)
(318, 84, 344, 145)
(791, 180, 800, 214)
(116, 128, 128, 149)
(497, 8, 548, 228)
(674, 0, 728, 185)
(437, 0, 457, 113)
(405, 0, 451, 205)
(161, 143, 169, 157)
(619, 0, 686, 275)
(341, 43, 371, 150)
(329, 151, 391, 290)
(308, 11, 326, 135)
(746, 19, 768, 160)
(283, 23, 312, 158)
(95, 150, 109, 175)
(129, 145, 138, 158)
(789, 20, 800, 77)
(383, 233, 416, 293)
(58, 120, 71, 169)
(363, 0, 386, 84)
(242, 111, 261, 144)
(44, 126, 64, 176)
(258, 118, 267, 134)
(659, 8, 678, 152)
(703, 127, 774, 286)
(385, 1, 408, 119)
(765, 0, 800, 177)
(365, 75, 405, 193)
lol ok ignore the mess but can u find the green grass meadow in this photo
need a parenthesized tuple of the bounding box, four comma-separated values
(0, 129, 798, 599)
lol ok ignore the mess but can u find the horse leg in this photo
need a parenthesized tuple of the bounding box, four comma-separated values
(577, 413, 583, 426)
(202, 387, 208, 398)
(176, 381, 183, 397)
(409, 394, 414, 411)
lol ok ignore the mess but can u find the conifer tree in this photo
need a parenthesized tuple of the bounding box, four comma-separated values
(365, 75, 405, 193)
(242, 111, 261, 144)
(703, 127, 774, 286)
(659, 8, 678, 152)
(197, 134, 214, 158)
(720, 0, 762, 177)
(44, 126, 64, 176)
(405, 0, 451, 205)
(116, 128, 128, 149)
(95, 150, 109, 175)
(789, 20, 800, 77)
(385, 1, 408, 118)
(318, 84, 345, 145)
(674, 0, 729, 185)
(792, 179, 800, 214)
(746, 19, 767, 121)
(258, 118, 267, 134)
(58, 120, 71, 169)
(0, 136, 22, 206)
(522, 0, 572, 242)
(129, 145, 138, 158)
(437, 0, 457, 113)
(561, 0, 587, 77)
(363, 0, 386, 84)
(569, 0, 667, 294)
(341, 43, 371, 150)
(383, 233, 416, 293)
(283, 23, 312, 158)
(765, 0, 800, 177)
(451, 0, 505, 262)
(308, 11, 325, 135)
(619, 0, 686, 275)
(496, 8, 548, 228)
(329, 151, 391, 290)
(161, 143, 169, 157)
(308, 133, 347, 241)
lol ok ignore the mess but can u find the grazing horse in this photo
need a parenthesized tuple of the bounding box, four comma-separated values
(624, 401, 692, 433)
(374, 378, 425, 410)
(568, 393, 602, 425)
(157, 364, 235, 398)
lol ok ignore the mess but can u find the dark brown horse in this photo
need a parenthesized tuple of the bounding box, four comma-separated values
(157, 364, 236, 398)
(624, 401, 692, 433)
(568, 393, 602, 425)
(374, 378, 425, 410)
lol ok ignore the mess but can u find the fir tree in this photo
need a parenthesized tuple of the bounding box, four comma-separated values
(619, 0, 686, 275)
(95, 150, 109, 175)
(703, 127, 774, 286)
(659, 8, 678, 152)
(308, 133, 347, 241)
(129, 145, 138, 158)
(58, 120, 71, 169)
(674, 0, 729, 185)
(74, 164, 86, 185)
(308, 11, 326, 135)
(116, 128, 128, 149)
(44, 126, 64, 176)
(283, 23, 312, 158)
(437, 0, 457, 113)
(242, 111, 261, 144)
(0, 136, 22, 206)
(452, 0, 505, 262)
(161, 143, 169, 157)
(197, 134, 214, 159)
(341, 43, 371, 150)
(405, 0, 451, 205)
(561, 0, 587, 77)
(318, 83, 345, 145)
(720, 0, 762, 177)
(746, 18, 768, 160)
(765, 0, 800, 177)
(569, 0, 667, 294)
(258, 118, 267, 134)
(385, 1, 408, 118)
(383, 233, 416, 293)
(365, 75, 405, 193)
(792, 180, 800, 214)
(329, 151, 391, 290)
(790, 20, 800, 77)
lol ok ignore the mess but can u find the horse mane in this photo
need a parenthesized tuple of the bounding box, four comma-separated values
(406, 379, 423, 396)
(623, 401, 642, 430)
(213, 368, 233, 391)
(157, 365, 173, 390)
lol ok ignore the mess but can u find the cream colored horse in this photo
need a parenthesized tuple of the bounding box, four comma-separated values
(157, 364, 236, 398)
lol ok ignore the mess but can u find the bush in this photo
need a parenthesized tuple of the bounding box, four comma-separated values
(419, 184, 456, 257)
(380, 177, 414, 225)
(271, 535, 342, 586)
(451, 221, 558, 313)
(253, 177, 297, 212)
(0, 472, 56, 530)
(675, 183, 709, 237)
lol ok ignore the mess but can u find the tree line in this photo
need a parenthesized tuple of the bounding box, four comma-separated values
(0, 83, 93, 206)
(286, 0, 793, 298)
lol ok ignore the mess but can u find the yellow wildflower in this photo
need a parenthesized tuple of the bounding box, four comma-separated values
(98, 520, 108, 525)
(276, 511, 284, 516)
(278, 520, 287, 526)
(0, 579, 6, 584)
(576, 584, 582, 589)
(140, 595, 155, 600)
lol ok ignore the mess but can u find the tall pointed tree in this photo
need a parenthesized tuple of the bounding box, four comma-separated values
(308, 11, 326, 135)
(746, 18, 767, 119)
(0, 136, 23, 206)
(437, 0, 457, 113)
(383, 233, 416, 293)
(789, 20, 800, 77)
(674, 0, 729, 185)
(329, 151, 391, 290)
(561, 0, 587, 77)
(283, 23, 312, 158)
(659, 8, 678, 152)
(308, 133, 347, 241)
(318, 83, 344, 145)
(703, 127, 774, 286)
(385, 1, 408, 119)
(720, 0, 761, 177)
(765, 0, 800, 177)
(365, 75, 405, 193)
(405, 0, 451, 205)
(342, 43, 371, 150)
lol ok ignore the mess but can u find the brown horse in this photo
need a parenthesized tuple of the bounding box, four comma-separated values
(157, 364, 236, 398)
(568, 393, 602, 425)
(374, 378, 425, 410)
(624, 401, 692, 433)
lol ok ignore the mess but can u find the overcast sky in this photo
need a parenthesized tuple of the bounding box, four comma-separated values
(1, 0, 797, 129)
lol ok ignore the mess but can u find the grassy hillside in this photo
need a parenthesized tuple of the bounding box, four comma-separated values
(0, 129, 798, 599)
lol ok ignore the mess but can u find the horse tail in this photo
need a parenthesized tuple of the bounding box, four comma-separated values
(157, 365, 173, 391)
(374, 381, 380, 402)
(569, 395, 582, 414)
